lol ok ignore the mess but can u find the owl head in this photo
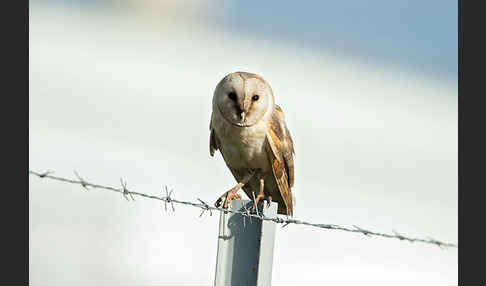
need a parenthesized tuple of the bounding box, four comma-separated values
(213, 72, 275, 127)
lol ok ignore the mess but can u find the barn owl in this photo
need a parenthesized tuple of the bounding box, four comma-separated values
(209, 72, 295, 216)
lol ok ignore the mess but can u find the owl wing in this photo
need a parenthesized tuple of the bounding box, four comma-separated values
(209, 112, 219, 157)
(265, 105, 295, 216)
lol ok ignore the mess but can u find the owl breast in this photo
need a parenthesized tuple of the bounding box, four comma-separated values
(212, 112, 271, 171)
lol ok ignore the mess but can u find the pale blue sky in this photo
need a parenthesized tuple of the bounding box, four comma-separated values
(37, 0, 458, 78)
(224, 1, 457, 78)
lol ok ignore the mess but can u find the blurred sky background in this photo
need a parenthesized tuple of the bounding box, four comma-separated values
(29, 0, 457, 285)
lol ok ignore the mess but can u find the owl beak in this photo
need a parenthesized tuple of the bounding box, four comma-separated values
(240, 112, 246, 122)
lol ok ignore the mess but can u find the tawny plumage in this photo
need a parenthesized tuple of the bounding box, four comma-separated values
(209, 72, 295, 216)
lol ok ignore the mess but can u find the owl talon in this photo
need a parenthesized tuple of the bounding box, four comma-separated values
(215, 185, 243, 209)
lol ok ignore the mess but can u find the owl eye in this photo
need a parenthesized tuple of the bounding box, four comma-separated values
(228, 92, 237, 100)
(252, 95, 259, 101)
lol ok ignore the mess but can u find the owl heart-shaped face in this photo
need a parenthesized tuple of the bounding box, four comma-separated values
(213, 72, 274, 127)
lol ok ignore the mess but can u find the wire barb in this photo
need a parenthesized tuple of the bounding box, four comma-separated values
(392, 230, 406, 241)
(281, 213, 291, 229)
(282, 222, 291, 228)
(198, 198, 212, 217)
(120, 178, 135, 201)
(73, 171, 89, 191)
(28, 169, 458, 249)
(163, 186, 175, 212)
(251, 191, 260, 218)
(426, 236, 446, 249)
(243, 203, 252, 225)
(38, 170, 54, 178)
(353, 225, 372, 237)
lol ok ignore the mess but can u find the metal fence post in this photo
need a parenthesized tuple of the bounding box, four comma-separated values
(214, 199, 278, 286)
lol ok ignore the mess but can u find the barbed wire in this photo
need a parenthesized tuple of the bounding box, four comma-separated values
(29, 169, 457, 249)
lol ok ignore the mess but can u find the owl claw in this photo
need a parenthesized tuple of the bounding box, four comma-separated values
(215, 186, 243, 209)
